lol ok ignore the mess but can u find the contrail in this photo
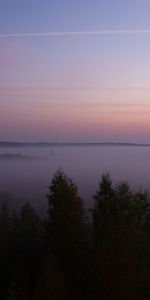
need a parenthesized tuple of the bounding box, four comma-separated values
(1, 29, 150, 38)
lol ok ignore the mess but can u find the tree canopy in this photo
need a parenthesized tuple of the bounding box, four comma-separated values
(0, 169, 150, 299)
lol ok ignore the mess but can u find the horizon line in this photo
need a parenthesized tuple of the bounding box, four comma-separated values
(2, 29, 150, 38)
(0, 141, 150, 147)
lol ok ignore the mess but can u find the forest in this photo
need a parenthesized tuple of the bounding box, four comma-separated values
(0, 168, 150, 300)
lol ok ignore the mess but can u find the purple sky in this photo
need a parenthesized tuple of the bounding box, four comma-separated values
(0, 0, 150, 142)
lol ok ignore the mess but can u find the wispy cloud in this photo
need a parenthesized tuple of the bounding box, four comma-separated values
(1, 85, 150, 95)
(1, 29, 150, 38)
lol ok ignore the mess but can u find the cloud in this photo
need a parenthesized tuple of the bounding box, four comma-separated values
(1, 84, 150, 95)
(1, 29, 150, 38)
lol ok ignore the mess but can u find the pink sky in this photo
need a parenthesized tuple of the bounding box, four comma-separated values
(0, 84, 150, 142)
(1, 36, 150, 142)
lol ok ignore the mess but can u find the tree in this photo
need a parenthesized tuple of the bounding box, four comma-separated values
(47, 168, 87, 300)
(91, 174, 150, 299)
(47, 168, 85, 248)
(36, 255, 67, 300)
(0, 203, 12, 299)
(92, 172, 115, 246)
(11, 202, 45, 299)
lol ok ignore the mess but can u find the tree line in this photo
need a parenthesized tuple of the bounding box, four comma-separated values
(0, 168, 150, 300)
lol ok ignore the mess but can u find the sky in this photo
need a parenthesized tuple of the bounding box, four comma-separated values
(1, 0, 150, 142)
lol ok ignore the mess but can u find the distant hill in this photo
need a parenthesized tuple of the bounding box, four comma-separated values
(0, 153, 47, 160)
(0, 141, 150, 147)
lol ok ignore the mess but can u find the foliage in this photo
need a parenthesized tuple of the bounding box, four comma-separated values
(91, 173, 150, 299)
(47, 168, 87, 300)
(47, 168, 86, 261)
(0, 170, 150, 299)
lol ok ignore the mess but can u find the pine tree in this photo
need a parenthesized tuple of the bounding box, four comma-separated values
(92, 172, 115, 246)
(47, 168, 86, 300)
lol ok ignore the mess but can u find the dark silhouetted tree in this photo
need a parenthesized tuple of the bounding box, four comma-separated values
(0, 203, 12, 299)
(36, 255, 67, 300)
(47, 168, 87, 300)
(92, 172, 115, 246)
(90, 174, 150, 300)
(11, 202, 45, 299)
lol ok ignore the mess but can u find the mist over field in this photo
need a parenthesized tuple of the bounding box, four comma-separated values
(1, 143, 150, 211)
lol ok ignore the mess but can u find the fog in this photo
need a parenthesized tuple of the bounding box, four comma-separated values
(0, 144, 150, 211)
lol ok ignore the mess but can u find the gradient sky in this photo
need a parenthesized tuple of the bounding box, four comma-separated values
(1, 0, 150, 142)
